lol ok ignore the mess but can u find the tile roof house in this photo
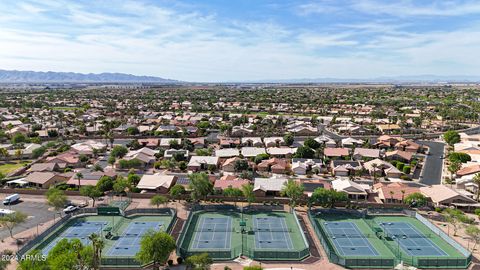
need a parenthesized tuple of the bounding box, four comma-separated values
(138, 138, 160, 148)
(341, 137, 364, 148)
(241, 137, 264, 147)
(420, 185, 477, 206)
(215, 148, 240, 158)
(46, 152, 81, 167)
(324, 148, 350, 158)
(373, 182, 420, 203)
(375, 135, 404, 148)
(331, 179, 368, 200)
(66, 170, 116, 187)
(71, 140, 107, 156)
(187, 156, 219, 172)
(219, 138, 241, 148)
(257, 158, 289, 174)
(364, 158, 403, 178)
(136, 174, 177, 193)
(266, 147, 297, 158)
(395, 140, 421, 153)
(352, 148, 381, 160)
(221, 157, 241, 172)
(159, 138, 181, 148)
(253, 177, 288, 197)
(264, 137, 285, 147)
(24, 172, 69, 188)
(456, 164, 480, 177)
(241, 147, 266, 158)
(28, 163, 65, 173)
(330, 160, 363, 176)
(385, 150, 414, 162)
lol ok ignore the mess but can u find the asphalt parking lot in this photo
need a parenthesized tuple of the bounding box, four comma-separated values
(0, 198, 55, 241)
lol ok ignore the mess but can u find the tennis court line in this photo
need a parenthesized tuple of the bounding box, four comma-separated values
(323, 221, 378, 256)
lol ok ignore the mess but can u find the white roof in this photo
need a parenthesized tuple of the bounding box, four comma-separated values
(332, 179, 367, 194)
(215, 148, 240, 157)
(188, 156, 219, 166)
(160, 138, 181, 146)
(254, 177, 288, 192)
(266, 147, 297, 155)
(420, 185, 476, 204)
(137, 174, 176, 190)
(241, 147, 266, 157)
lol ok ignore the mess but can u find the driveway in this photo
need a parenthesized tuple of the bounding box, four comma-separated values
(418, 140, 445, 186)
(0, 199, 55, 240)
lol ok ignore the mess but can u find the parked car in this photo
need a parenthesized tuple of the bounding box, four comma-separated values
(63, 205, 79, 214)
(3, 194, 20, 205)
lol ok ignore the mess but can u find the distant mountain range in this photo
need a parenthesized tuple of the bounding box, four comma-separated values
(0, 69, 479, 84)
(247, 75, 480, 84)
(0, 69, 178, 83)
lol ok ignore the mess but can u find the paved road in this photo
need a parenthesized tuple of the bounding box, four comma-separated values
(418, 140, 445, 186)
(0, 200, 55, 240)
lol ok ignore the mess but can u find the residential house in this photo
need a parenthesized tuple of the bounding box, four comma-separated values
(364, 158, 402, 178)
(375, 135, 404, 149)
(164, 149, 189, 159)
(292, 158, 323, 173)
(385, 150, 413, 163)
(257, 158, 289, 174)
(266, 147, 297, 158)
(264, 137, 285, 147)
(373, 182, 420, 203)
(214, 178, 250, 192)
(324, 148, 350, 159)
(66, 170, 116, 187)
(219, 138, 241, 148)
(420, 185, 477, 206)
(331, 179, 368, 200)
(160, 138, 181, 149)
(352, 148, 380, 160)
(187, 156, 219, 172)
(395, 140, 421, 153)
(138, 138, 160, 148)
(136, 174, 177, 193)
(28, 163, 65, 173)
(215, 148, 240, 158)
(241, 137, 263, 147)
(241, 147, 266, 158)
(71, 140, 106, 156)
(331, 160, 363, 177)
(253, 177, 288, 197)
(231, 126, 254, 137)
(341, 137, 364, 148)
(46, 152, 82, 167)
(24, 172, 68, 188)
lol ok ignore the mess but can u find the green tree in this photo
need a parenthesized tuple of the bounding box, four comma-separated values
(293, 146, 315, 158)
(96, 176, 114, 192)
(404, 192, 427, 207)
(189, 173, 213, 202)
(17, 250, 49, 270)
(448, 161, 462, 178)
(0, 211, 27, 238)
(110, 145, 128, 158)
(283, 133, 294, 146)
(75, 172, 84, 190)
(89, 233, 105, 270)
(150, 195, 168, 208)
(47, 238, 94, 270)
(443, 130, 460, 146)
(310, 188, 348, 208)
(254, 153, 270, 164)
(465, 225, 480, 251)
(113, 176, 131, 201)
(136, 231, 176, 269)
(11, 133, 27, 144)
(280, 179, 305, 209)
(185, 253, 212, 270)
(80, 186, 102, 207)
(32, 146, 47, 159)
(242, 184, 255, 207)
(448, 152, 471, 163)
(46, 188, 68, 215)
(223, 187, 243, 207)
(304, 137, 320, 149)
(234, 159, 249, 172)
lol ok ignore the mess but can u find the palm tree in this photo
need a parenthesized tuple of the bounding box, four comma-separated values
(89, 233, 104, 270)
(401, 190, 406, 203)
(76, 172, 84, 190)
(372, 163, 379, 183)
(0, 148, 8, 161)
(473, 173, 480, 201)
(389, 191, 395, 203)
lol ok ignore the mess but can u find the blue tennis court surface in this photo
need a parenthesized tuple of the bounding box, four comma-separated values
(379, 221, 447, 256)
(107, 221, 164, 256)
(42, 220, 108, 255)
(323, 221, 379, 256)
(191, 217, 232, 250)
(253, 217, 293, 250)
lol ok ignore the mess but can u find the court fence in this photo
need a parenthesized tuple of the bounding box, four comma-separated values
(308, 210, 396, 269)
(364, 212, 471, 269)
(178, 206, 310, 261)
(16, 207, 177, 267)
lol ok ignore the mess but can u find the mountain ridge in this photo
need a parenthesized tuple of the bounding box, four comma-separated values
(0, 69, 179, 83)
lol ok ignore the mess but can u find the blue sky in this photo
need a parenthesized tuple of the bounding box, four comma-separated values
(1, 0, 479, 82)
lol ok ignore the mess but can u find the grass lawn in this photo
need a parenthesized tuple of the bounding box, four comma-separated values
(0, 161, 31, 175)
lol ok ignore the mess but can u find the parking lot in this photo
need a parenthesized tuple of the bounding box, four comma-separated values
(0, 196, 56, 241)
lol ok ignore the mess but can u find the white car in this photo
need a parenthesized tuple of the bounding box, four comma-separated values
(63, 205, 79, 214)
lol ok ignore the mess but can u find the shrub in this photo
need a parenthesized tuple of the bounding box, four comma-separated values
(177, 257, 183, 264)
(167, 260, 173, 266)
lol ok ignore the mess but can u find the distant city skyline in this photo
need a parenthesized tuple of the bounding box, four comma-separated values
(1, 0, 479, 82)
